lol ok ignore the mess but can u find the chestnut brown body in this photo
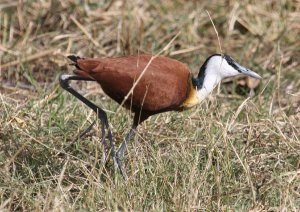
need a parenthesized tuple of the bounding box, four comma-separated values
(73, 54, 191, 116)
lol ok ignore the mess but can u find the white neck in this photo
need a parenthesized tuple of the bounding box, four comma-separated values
(196, 74, 222, 101)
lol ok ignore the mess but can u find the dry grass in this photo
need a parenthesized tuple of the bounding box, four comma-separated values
(0, 0, 300, 211)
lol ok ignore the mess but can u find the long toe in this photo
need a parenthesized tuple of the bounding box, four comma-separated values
(116, 152, 128, 180)
(111, 151, 118, 172)
(111, 146, 123, 177)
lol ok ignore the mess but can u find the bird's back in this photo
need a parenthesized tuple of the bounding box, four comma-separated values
(72, 54, 191, 113)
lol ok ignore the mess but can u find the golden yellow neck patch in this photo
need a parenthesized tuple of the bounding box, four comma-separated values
(182, 81, 199, 109)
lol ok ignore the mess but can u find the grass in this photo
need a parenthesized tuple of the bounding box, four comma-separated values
(1, 0, 300, 211)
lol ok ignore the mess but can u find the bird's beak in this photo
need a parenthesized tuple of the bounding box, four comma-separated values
(236, 64, 262, 80)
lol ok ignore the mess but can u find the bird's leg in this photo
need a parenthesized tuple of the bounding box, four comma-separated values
(99, 111, 117, 167)
(116, 127, 137, 165)
(115, 126, 136, 180)
(99, 116, 107, 163)
(116, 113, 149, 177)
(59, 74, 116, 165)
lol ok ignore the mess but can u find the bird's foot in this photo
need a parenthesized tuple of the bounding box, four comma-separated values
(116, 151, 128, 180)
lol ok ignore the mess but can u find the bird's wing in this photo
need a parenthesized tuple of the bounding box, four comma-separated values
(73, 54, 191, 112)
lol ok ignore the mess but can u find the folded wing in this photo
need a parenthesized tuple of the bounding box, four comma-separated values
(72, 54, 191, 112)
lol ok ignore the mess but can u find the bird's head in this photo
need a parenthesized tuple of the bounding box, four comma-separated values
(199, 54, 262, 80)
(193, 54, 262, 101)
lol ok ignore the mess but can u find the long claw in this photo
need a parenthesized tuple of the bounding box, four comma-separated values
(115, 152, 128, 180)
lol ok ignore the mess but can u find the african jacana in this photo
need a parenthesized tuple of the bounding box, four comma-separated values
(60, 53, 261, 175)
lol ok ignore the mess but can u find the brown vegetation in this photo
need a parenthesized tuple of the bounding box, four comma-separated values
(0, 0, 299, 210)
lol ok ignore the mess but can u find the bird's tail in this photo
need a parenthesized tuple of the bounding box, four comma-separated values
(67, 55, 101, 79)
(67, 55, 82, 70)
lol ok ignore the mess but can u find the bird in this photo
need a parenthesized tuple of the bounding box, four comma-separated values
(60, 53, 261, 176)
